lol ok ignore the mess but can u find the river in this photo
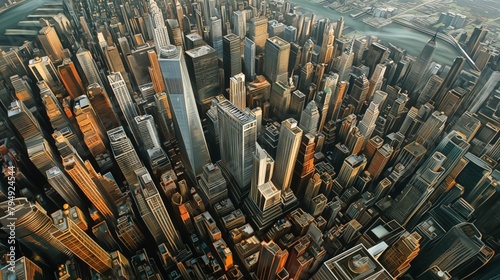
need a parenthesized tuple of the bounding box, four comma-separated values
(289, 0, 461, 67)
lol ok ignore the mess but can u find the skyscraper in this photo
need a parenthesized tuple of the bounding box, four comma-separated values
(28, 56, 60, 88)
(272, 118, 303, 194)
(210, 17, 223, 58)
(149, 0, 170, 52)
(223, 33, 242, 85)
(107, 126, 144, 185)
(38, 18, 64, 63)
(403, 35, 437, 96)
(244, 37, 256, 82)
(0, 198, 72, 266)
(46, 166, 85, 210)
(51, 208, 113, 274)
(76, 47, 104, 86)
(57, 58, 85, 98)
(217, 99, 257, 189)
(158, 45, 211, 179)
(1, 256, 43, 280)
(379, 232, 421, 278)
(357, 100, 381, 147)
(63, 154, 117, 221)
(411, 223, 493, 279)
(108, 71, 140, 142)
(257, 241, 289, 280)
(185, 45, 221, 112)
(263, 37, 290, 84)
(230, 73, 246, 110)
(313, 244, 392, 280)
(299, 100, 320, 133)
(136, 167, 184, 254)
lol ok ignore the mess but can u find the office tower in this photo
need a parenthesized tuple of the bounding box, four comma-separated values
(0, 198, 71, 266)
(153, 91, 174, 141)
(127, 43, 156, 87)
(244, 37, 256, 82)
(272, 118, 302, 205)
(263, 37, 290, 84)
(210, 17, 223, 58)
(334, 154, 367, 193)
(412, 223, 493, 279)
(298, 62, 314, 94)
(158, 45, 211, 179)
(46, 166, 85, 209)
(116, 214, 146, 253)
(136, 167, 184, 254)
(434, 56, 465, 105)
(38, 18, 64, 63)
(364, 42, 390, 76)
(415, 111, 447, 147)
(387, 151, 446, 225)
(10, 75, 35, 109)
(367, 144, 394, 180)
(58, 58, 85, 98)
(86, 83, 120, 130)
(284, 25, 297, 43)
(8, 100, 42, 144)
(74, 95, 109, 161)
(319, 24, 335, 64)
(357, 100, 381, 148)
(243, 143, 283, 232)
(249, 17, 269, 54)
(93, 221, 119, 251)
(105, 45, 133, 93)
(110, 124, 143, 178)
(1, 256, 43, 280)
(135, 114, 161, 150)
(257, 241, 289, 280)
(198, 163, 228, 205)
(367, 64, 386, 100)
(291, 133, 316, 195)
(328, 80, 347, 122)
(466, 26, 488, 59)
(270, 80, 292, 120)
(108, 72, 140, 139)
(217, 99, 257, 189)
(268, 20, 285, 38)
(415, 74, 443, 108)
(463, 62, 500, 114)
(348, 74, 369, 114)
(404, 35, 437, 95)
(230, 73, 246, 110)
(313, 244, 392, 280)
(299, 100, 320, 133)
(52, 209, 112, 274)
(247, 75, 272, 108)
(149, 0, 170, 52)
(185, 45, 220, 112)
(224, 33, 242, 84)
(289, 90, 306, 120)
(234, 11, 246, 39)
(76, 47, 104, 86)
(28, 56, 60, 88)
(379, 232, 421, 278)
(314, 89, 332, 132)
(63, 154, 117, 220)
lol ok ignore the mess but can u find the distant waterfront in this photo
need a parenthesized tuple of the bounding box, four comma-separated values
(290, 0, 461, 67)
(0, 0, 54, 46)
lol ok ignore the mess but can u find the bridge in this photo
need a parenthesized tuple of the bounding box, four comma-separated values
(393, 19, 479, 71)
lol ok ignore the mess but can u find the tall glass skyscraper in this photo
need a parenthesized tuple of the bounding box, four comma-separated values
(217, 99, 257, 189)
(158, 45, 211, 180)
